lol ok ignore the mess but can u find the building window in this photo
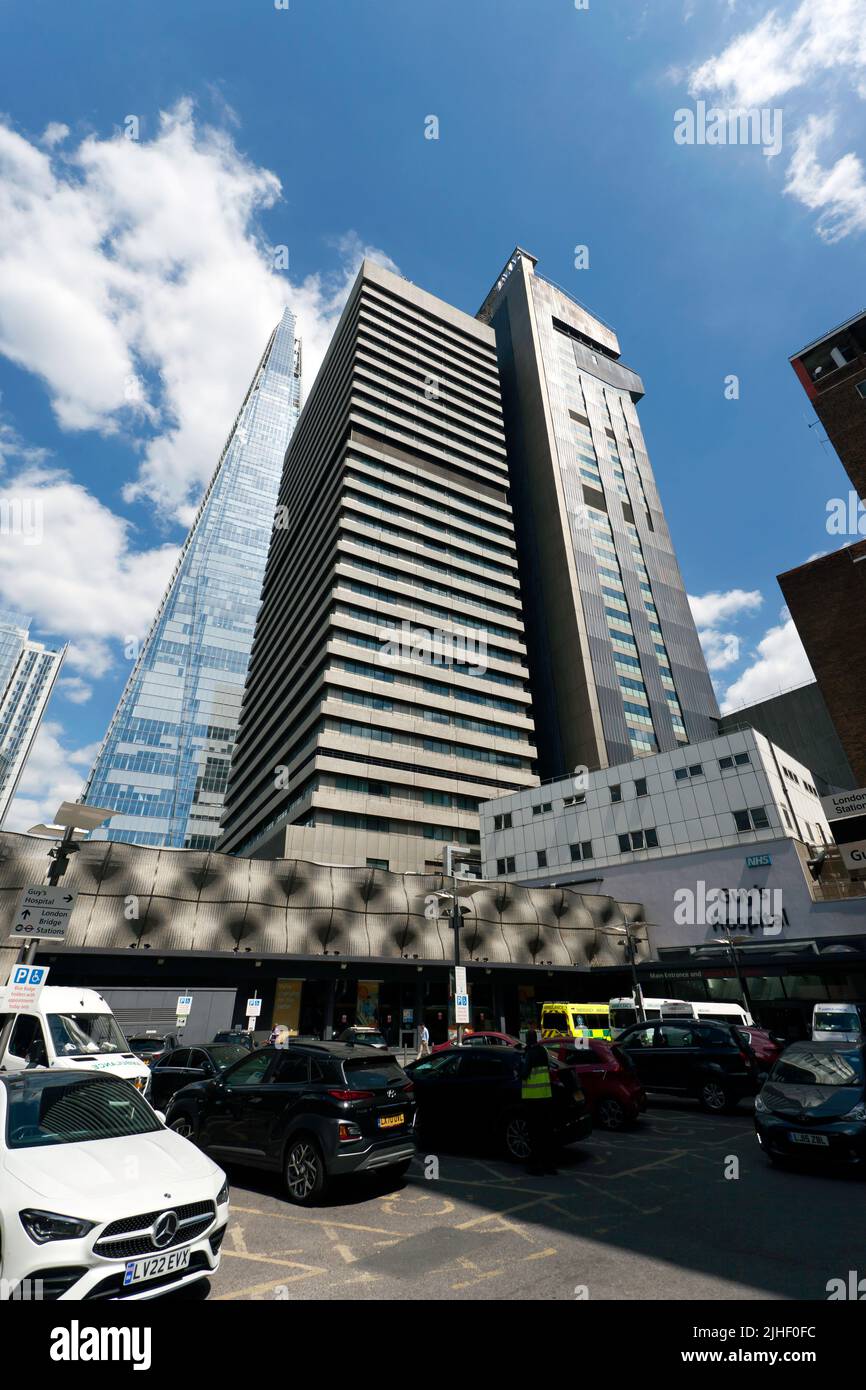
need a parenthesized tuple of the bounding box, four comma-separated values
(675, 768, 688, 781)
(733, 810, 751, 832)
(635, 777, 647, 797)
(781, 806, 792, 829)
(496, 856, 515, 875)
(563, 793, 585, 807)
(734, 752, 751, 766)
(618, 829, 656, 853)
(856, 381, 866, 400)
(611, 784, 622, 802)
(532, 802, 552, 816)
(569, 840, 594, 863)
(537, 850, 548, 868)
(734, 807, 770, 832)
(719, 756, 733, 770)
(493, 812, 512, 830)
(688, 764, 703, 777)
(366, 858, 389, 870)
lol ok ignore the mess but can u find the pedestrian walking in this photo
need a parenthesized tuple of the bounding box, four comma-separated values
(417, 1020, 431, 1059)
(520, 1029, 557, 1176)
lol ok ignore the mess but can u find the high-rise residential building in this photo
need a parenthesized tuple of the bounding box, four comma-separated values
(779, 311, 866, 787)
(83, 308, 302, 848)
(219, 259, 538, 869)
(0, 618, 66, 826)
(477, 248, 719, 779)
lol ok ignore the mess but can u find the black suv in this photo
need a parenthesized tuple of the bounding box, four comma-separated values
(164, 1042, 416, 1205)
(615, 1019, 761, 1112)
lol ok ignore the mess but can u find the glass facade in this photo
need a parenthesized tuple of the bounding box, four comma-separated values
(83, 308, 302, 848)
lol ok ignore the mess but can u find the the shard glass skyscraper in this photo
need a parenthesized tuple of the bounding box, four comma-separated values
(84, 308, 302, 848)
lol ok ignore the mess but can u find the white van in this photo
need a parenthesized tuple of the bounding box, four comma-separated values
(811, 1002, 866, 1045)
(0, 986, 152, 1098)
(608, 995, 754, 1033)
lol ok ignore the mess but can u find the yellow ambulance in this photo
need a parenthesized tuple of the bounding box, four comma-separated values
(540, 1002, 612, 1041)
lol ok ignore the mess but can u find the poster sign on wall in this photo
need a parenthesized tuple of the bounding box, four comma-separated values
(273, 979, 303, 1035)
(357, 981, 379, 1026)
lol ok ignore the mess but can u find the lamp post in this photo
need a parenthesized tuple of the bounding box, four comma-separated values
(619, 922, 646, 1024)
(21, 801, 115, 964)
(718, 931, 754, 1019)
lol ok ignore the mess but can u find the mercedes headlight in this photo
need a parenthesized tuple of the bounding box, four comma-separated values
(20, 1209, 96, 1245)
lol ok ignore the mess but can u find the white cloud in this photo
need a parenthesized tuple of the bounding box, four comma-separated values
(3, 720, 98, 832)
(784, 114, 866, 242)
(0, 465, 179, 673)
(40, 122, 69, 149)
(688, 588, 762, 628)
(720, 612, 814, 712)
(687, 0, 866, 240)
(0, 102, 397, 520)
(689, 0, 866, 108)
(689, 588, 763, 677)
(57, 676, 93, 704)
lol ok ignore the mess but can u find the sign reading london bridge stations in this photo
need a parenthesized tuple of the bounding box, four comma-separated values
(0, 829, 649, 1036)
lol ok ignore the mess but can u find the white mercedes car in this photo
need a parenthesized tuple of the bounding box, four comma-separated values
(0, 1068, 229, 1300)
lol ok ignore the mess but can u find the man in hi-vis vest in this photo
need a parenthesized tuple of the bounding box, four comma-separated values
(520, 1029, 557, 1176)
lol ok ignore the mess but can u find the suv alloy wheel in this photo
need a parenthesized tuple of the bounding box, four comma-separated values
(285, 1136, 325, 1205)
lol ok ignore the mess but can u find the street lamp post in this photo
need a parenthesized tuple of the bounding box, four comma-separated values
(620, 923, 646, 1024)
(20, 801, 115, 965)
(719, 932, 755, 1019)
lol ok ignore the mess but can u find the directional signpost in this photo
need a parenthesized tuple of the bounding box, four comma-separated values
(10, 886, 77, 943)
(246, 996, 262, 1032)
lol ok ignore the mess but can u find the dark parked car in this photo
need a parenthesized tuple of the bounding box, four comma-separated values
(335, 1027, 388, 1049)
(164, 1042, 415, 1205)
(406, 1046, 592, 1161)
(211, 1029, 254, 1050)
(543, 1037, 646, 1130)
(148, 1043, 250, 1109)
(126, 1032, 179, 1066)
(755, 1041, 866, 1168)
(615, 1019, 761, 1112)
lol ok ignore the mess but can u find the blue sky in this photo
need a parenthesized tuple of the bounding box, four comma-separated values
(0, 0, 864, 826)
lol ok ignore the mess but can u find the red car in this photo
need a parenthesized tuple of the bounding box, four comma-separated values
(735, 1026, 781, 1074)
(431, 1030, 521, 1054)
(544, 1036, 646, 1130)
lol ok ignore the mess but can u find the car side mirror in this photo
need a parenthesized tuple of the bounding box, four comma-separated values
(154, 1110, 167, 1124)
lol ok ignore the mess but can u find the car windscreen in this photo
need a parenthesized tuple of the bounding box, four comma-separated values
(813, 1011, 861, 1033)
(4, 1074, 162, 1148)
(208, 1045, 249, 1069)
(772, 1049, 864, 1088)
(353, 1032, 386, 1045)
(48, 1013, 130, 1057)
(342, 1056, 406, 1088)
(610, 1008, 637, 1030)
